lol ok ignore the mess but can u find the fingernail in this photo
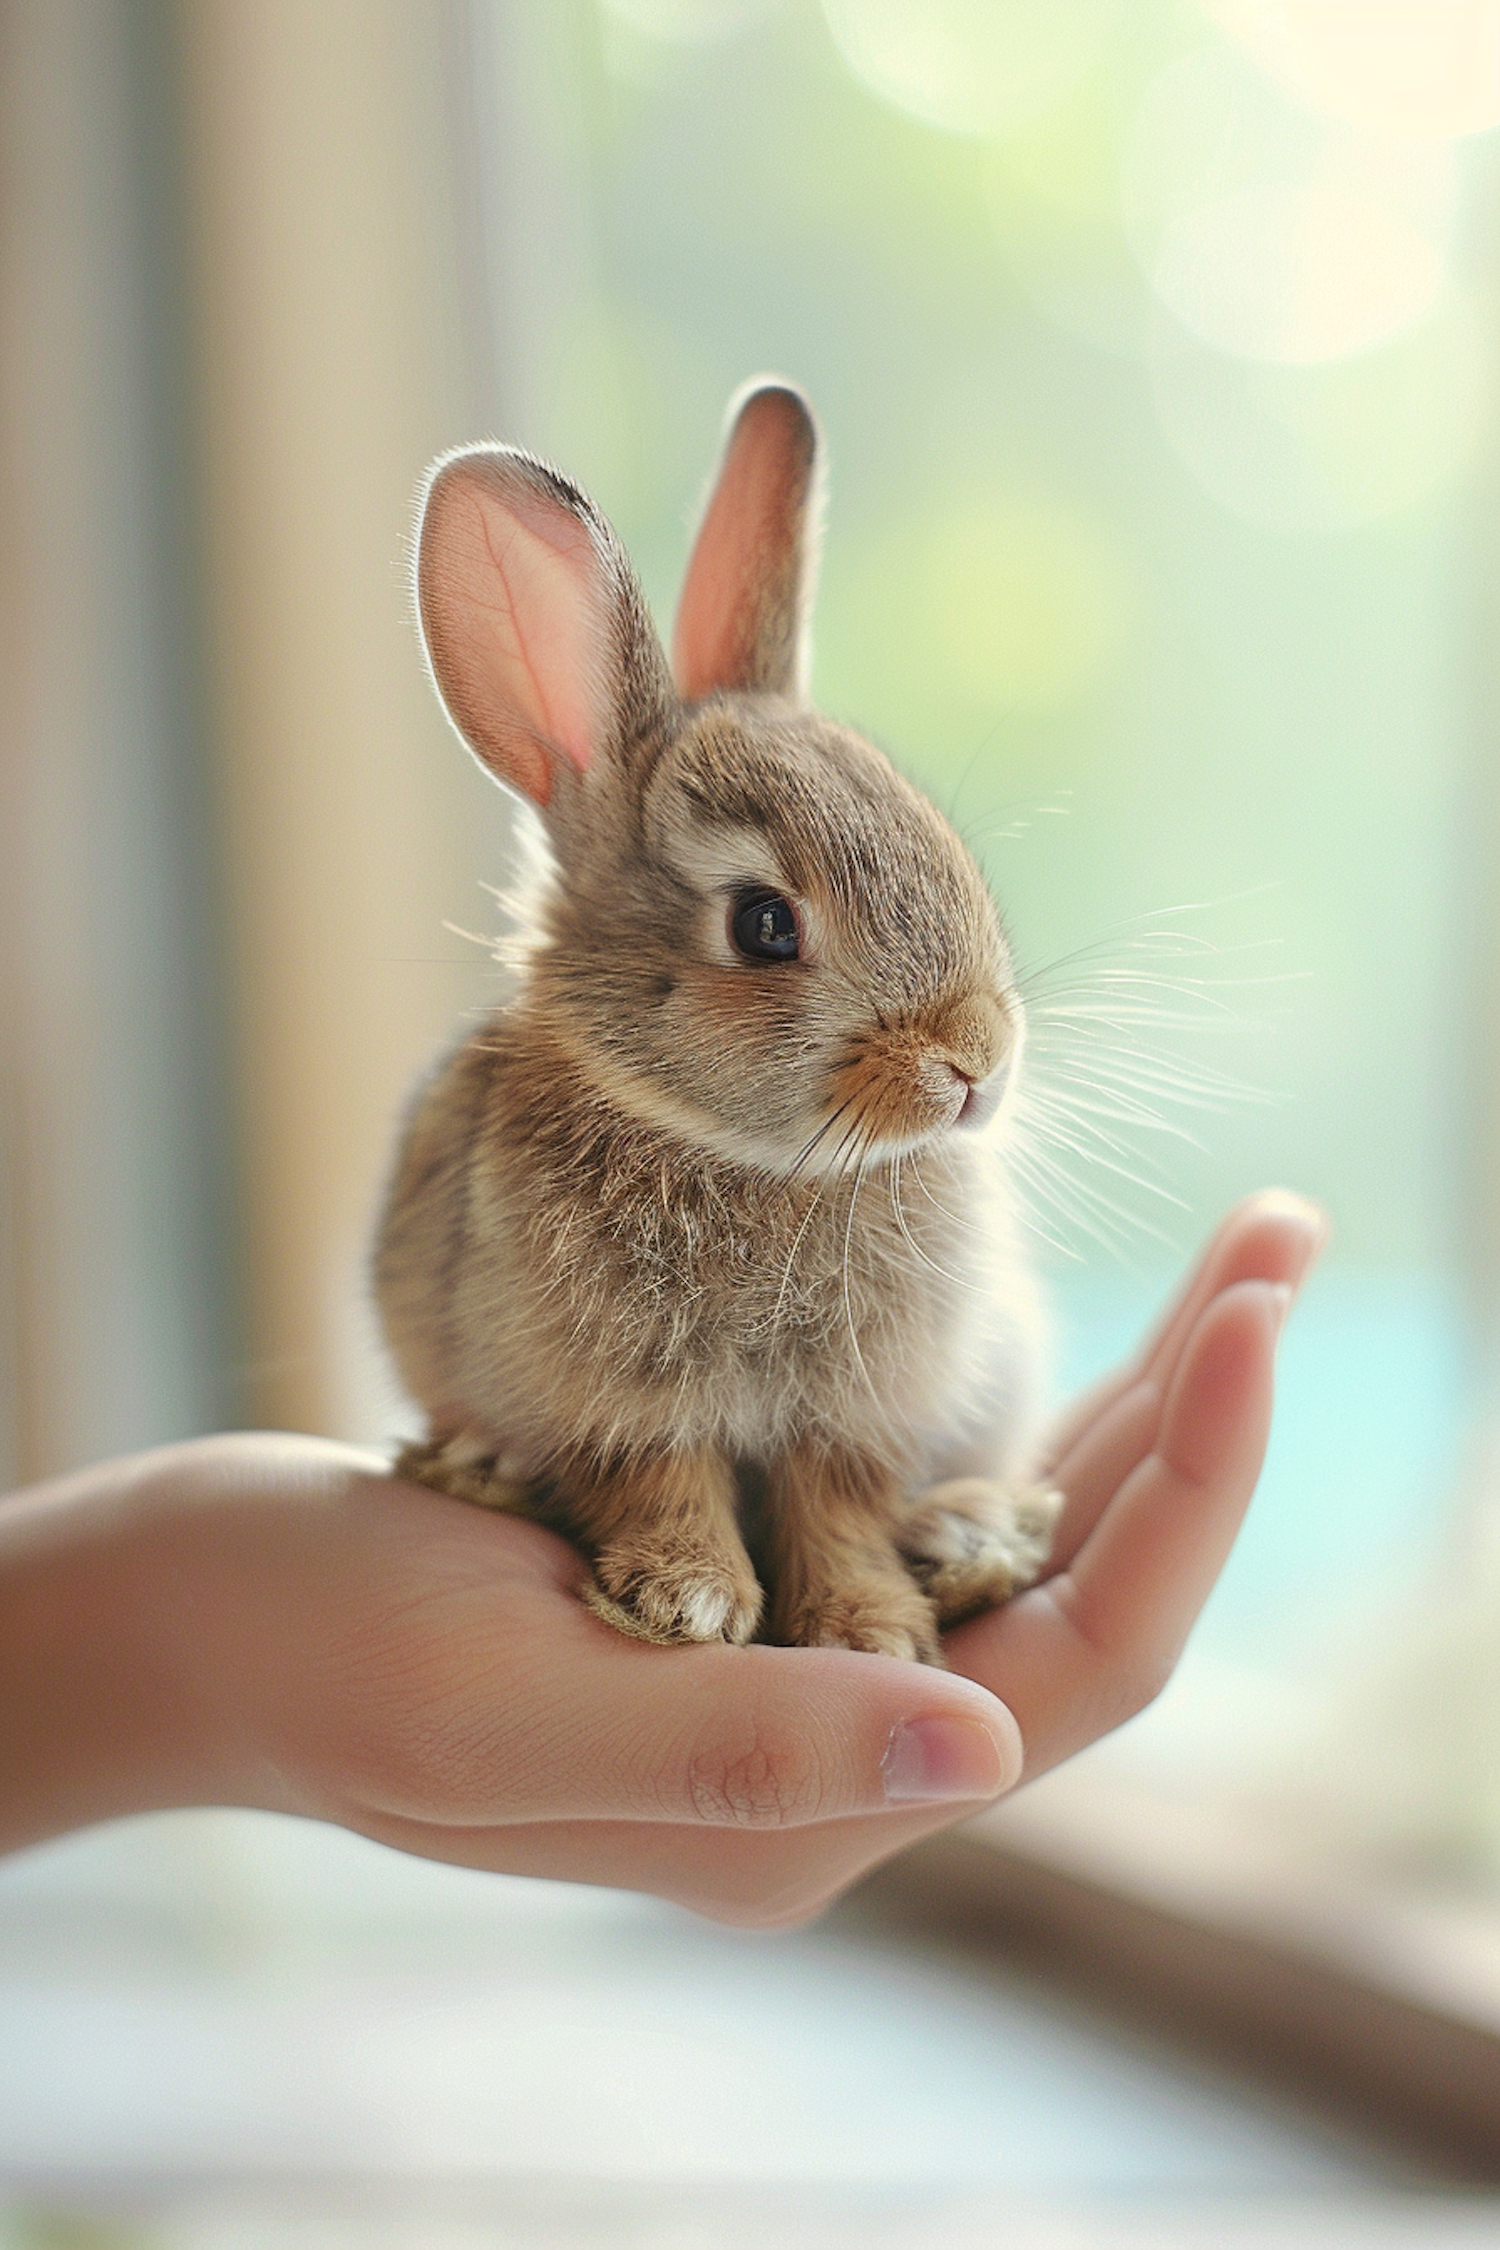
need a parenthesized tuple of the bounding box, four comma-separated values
(882, 1715, 1008, 1804)
(1260, 1191, 1330, 1265)
(1268, 1280, 1294, 1342)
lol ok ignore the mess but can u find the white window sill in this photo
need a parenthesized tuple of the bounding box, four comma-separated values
(877, 1764, 1500, 2182)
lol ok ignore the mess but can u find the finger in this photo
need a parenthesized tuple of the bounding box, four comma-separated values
(1040, 1190, 1323, 1474)
(1042, 1190, 1325, 1557)
(384, 1604, 1024, 1833)
(1065, 1276, 1283, 1647)
(949, 1276, 1286, 1780)
(1044, 1374, 1164, 1572)
(1133, 1190, 1325, 1389)
(1047, 1193, 1323, 1565)
(353, 1799, 966, 1930)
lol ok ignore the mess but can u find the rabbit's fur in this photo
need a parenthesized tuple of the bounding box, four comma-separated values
(376, 382, 1058, 1664)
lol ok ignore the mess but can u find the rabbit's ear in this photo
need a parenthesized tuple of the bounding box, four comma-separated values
(672, 380, 822, 704)
(416, 446, 672, 808)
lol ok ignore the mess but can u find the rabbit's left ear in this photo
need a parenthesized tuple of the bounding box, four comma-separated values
(672, 380, 822, 704)
(415, 445, 673, 813)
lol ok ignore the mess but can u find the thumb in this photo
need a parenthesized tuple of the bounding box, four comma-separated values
(432, 1614, 1022, 1831)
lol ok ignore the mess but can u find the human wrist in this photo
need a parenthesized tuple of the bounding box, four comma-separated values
(0, 1442, 270, 1853)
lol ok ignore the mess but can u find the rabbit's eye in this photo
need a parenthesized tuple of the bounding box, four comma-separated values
(731, 888, 800, 963)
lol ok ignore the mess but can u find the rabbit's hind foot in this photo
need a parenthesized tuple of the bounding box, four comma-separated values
(393, 1431, 533, 1516)
(763, 1442, 947, 1665)
(900, 1478, 1063, 1629)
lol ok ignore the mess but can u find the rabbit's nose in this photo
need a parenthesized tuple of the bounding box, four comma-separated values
(921, 989, 1013, 1084)
(954, 1057, 1010, 1131)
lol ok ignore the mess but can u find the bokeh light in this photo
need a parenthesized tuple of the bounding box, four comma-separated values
(1151, 181, 1446, 365)
(820, 0, 1122, 139)
(600, 0, 778, 43)
(1204, 0, 1500, 139)
(982, 71, 1150, 357)
(1149, 288, 1484, 530)
(1124, 43, 1456, 365)
(817, 494, 1132, 785)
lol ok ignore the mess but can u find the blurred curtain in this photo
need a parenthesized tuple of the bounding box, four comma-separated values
(173, 0, 494, 1439)
(0, 0, 237, 1482)
(1, 0, 505, 1475)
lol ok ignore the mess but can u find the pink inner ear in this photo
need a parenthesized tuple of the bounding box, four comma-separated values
(672, 388, 813, 702)
(419, 458, 608, 806)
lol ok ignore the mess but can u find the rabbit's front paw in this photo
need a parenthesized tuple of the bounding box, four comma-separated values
(899, 1478, 1062, 1627)
(779, 1574, 945, 1667)
(583, 1536, 764, 1647)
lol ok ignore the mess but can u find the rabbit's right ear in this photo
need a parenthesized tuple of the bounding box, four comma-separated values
(416, 447, 672, 809)
(672, 381, 822, 704)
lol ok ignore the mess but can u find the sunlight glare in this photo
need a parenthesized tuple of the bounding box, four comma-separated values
(1203, 0, 1500, 139)
(821, 0, 1122, 138)
(1126, 44, 1456, 364)
(1150, 289, 1483, 529)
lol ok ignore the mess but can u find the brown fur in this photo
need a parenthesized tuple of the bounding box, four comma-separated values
(375, 383, 1059, 1662)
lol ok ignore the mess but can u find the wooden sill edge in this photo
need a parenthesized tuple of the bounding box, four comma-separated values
(867, 1769, 1500, 2183)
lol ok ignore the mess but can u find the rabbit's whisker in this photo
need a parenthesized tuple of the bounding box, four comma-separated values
(771, 1105, 871, 1328)
(1018, 1105, 1188, 1211)
(1015, 887, 1281, 993)
(1003, 1183, 1082, 1264)
(904, 1155, 988, 1244)
(772, 1170, 832, 1328)
(1009, 1149, 1134, 1260)
(1041, 970, 1239, 1017)
(1031, 1083, 1201, 1148)
(1011, 1137, 1176, 1254)
(785, 1099, 854, 1185)
(1004, 890, 1295, 1256)
(829, 1105, 878, 1179)
(839, 1132, 883, 1414)
(888, 1156, 982, 1292)
(1020, 1087, 1193, 1167)
(1032, 1042, 1277, 1110)
(1031, 1043, 1255, 1103)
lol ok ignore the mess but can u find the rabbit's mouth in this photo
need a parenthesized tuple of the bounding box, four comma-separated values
(913, 1051, 1013, 1144)
(818, 989, 1022, 1157)
(955, 1058, 1011, 1132)
(819, 1013, 1021, 1166)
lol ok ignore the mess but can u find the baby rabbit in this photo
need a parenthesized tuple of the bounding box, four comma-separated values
(376, 381, 1059, 1664)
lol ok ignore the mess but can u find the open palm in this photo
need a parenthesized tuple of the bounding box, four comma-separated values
(163, 1191, 1318, 1927)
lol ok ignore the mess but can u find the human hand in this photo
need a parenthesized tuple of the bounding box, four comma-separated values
(0, 1192, 1324, 1925)
(945, 1188, 1329, 1777)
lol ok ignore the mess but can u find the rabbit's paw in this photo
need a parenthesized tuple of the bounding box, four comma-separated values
(584, 1537, 764, 1647)
(395, 1432, 531, 1515)
(899, 1478, 1063, 1628)
(780, 1575, 945, 1667)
